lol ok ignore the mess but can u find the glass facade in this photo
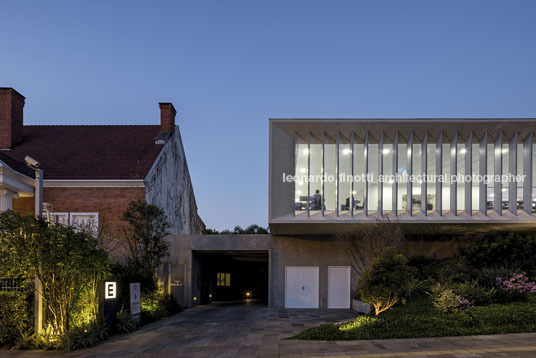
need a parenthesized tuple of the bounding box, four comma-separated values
(291, 130, 536, 218)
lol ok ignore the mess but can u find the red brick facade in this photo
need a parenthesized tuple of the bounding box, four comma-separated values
(159, 103, 176, 133)
(13, 186, 145, 237)
(0, 88, 24, 149)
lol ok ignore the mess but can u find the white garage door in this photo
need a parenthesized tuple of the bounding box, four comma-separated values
(328, 266, 351, 308)
(285, 266, 319, 308)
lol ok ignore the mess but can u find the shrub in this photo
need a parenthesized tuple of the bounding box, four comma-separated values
(496, 272, 536, 293)
(111, 263, 156, 312)
(451, 280, 496, 306)
(429, 284, 463, 313)
(407, 256, 443, 281)
(293, 296, 536, 340)
(0, 211, 110, 334)
(61, 321, 109, 351)
(141, 289, 181, 323)
(409, 278, 437, 297)
(459, 231, 536, 275)
(117, 311, 137, 333)
(0, 291, 32, 346)
(358, 248, 416, 315)
(474, 266, 520, 289)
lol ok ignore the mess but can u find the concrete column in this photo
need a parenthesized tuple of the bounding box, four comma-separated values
(322, 132, 326, 217)
(479, 132, 488, 215)
(307, 133, 311, 217)
(350, 132, 355, 217)
(407, 133, 413, 216)
(336, 132, 341, 217)
(523, 132, 533, 215)
(436, 132, 443, 215)
(421, 133, 428, 215)
(450, 133, 457, 215)
(378, 132, 384, 216)
(494, 133, 503, 215)
(465, 133, 473, 215)
(509, 132, 518, 215)
(392, 132, 399, 216)
(364, 132, 369, 216)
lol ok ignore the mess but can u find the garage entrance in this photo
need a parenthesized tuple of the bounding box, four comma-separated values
(193, 251, 269, 305)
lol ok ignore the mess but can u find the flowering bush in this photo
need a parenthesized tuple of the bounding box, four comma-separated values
(496, 273, 536, 293)
(429, 284, 474, 313)
(456, 295, 474, 310)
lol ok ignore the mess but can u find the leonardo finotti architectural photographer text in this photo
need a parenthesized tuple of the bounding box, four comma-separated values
(283, 173, 526, 185)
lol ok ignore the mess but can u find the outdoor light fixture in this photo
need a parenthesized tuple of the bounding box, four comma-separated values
(502, 148, 508, 154)
(193, 296, 197, 301)
(382, 148, 390, 155)
(460, 148, 467, 154)
(342, 149, 351, 155)
(209, 294, 212, 298)
(300, 167, 307, 173)
(303, 149, 309, 155)
(245, 291, 251, 298)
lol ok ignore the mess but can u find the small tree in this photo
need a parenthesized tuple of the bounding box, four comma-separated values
(335, 217, 406, 277)
(358, 247, 415, 316)
(0, 211, 109, 334)
(121, 200, 170, 282)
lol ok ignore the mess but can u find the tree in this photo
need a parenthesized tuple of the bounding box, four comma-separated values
(203, 224, 270, 234)
(334, 217, 406, 277)
(358, 247, 415, 315)
(121, 200, 170, 282)
(0, 211, 109, 333)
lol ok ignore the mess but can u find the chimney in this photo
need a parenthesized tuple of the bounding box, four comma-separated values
(0, 88, 25, 149)
(159, 102, 176, 133)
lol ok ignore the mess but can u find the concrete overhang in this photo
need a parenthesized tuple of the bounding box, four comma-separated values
(269, 222, 536, 236)
(269, 118, 536, 141)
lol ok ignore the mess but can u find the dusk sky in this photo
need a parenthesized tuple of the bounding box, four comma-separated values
(2, 1, 536, 230)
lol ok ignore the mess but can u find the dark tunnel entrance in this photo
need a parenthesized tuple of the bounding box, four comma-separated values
(193, 251, 269, 305)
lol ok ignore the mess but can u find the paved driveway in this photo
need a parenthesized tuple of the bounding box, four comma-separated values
(3, 302, 536, 357)
(2, 302, 356, 358)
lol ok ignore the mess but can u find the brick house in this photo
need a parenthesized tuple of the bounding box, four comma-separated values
(0, 88, 204, 251)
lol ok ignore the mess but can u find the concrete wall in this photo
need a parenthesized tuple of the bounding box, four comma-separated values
(161, 234, 462, 309)
(145, 127, 205, 235)
(161, 234, 356, 308)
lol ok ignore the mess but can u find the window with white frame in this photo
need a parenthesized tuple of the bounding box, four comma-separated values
(70, 212, 99, 234)
(49, 212, 69, 225)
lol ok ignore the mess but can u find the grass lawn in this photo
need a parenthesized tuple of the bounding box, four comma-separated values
(291, 295, 536, 341)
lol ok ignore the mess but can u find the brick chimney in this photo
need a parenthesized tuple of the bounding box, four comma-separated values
(0, 88, 25, 149)
(159, 102, 176, 133)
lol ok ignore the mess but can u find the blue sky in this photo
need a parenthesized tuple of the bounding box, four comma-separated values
(1, 1, 536, 230)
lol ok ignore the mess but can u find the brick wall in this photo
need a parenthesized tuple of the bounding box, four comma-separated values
(13, 186, 145, 235)
(12, 196, 34, 216)
(0, 88, 24, 149)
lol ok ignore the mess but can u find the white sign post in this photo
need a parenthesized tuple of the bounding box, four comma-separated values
(130, 282, 141, 322)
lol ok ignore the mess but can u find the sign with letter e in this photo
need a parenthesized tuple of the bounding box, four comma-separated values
(105, 281, 117, 299)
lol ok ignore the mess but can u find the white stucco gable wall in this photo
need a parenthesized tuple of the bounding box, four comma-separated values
(144, 127, 205, 234)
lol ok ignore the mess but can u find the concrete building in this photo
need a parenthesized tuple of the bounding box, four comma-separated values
(164, 117, 536, 310)
(0, 88, 205, 250)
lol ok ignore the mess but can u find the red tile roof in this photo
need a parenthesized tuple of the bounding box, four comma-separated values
(2, 125, 164, 180)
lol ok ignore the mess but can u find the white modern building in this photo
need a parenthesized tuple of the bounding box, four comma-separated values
(269, 118, 536, 235)
(163, 118, 536, 310)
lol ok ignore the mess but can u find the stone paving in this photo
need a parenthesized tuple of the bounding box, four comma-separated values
(2, 302, 536, 357)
